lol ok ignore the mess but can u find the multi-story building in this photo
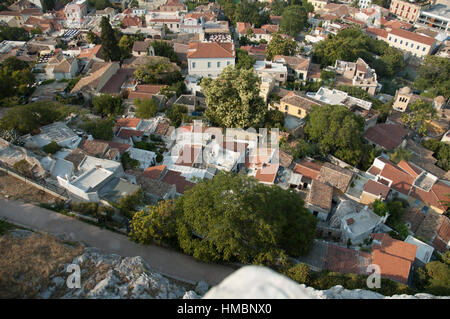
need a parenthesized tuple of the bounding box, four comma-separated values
(333, 58, 379, 95)
(147, 12, 183, 33)
(253, 61, 288, 85)
(415, 1, 450, 35)
(358, 0, 372, 9)
(308, 0, 329, 12)
(187, 42, 235, 78)
(389, 0, 428, 23)
(64, 0, 87, 27)
(366, 27, 436, 58)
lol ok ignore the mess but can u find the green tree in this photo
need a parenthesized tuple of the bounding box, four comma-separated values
(201, 66, 266, 128)
(320, 69, 335, 85)
(270, 0, 288, 16)
(304, 104, 372, 167)
(42, 141, 62, 154)
(100, 16, 120, 61)
(134, 57, 182, 85)
(80, 118, 114, 140)
(87, 30, 100, 45)
(118, 35, 134, 60)
(0, 26, 30, 42)
(372, 199, 388, 216)
(390, 147, 412, 164)
(40, 0, 55, 11)
(116, 189, 143, 219)
(129, 200, 179, 245)
(280, 5, 308, 36)
(401, 99, 436, 136)
(166, 104, 187, 127)
(151, 40, 179, 63)
(285, 263, 311, 284)
(93, 94, 124, 117)
(134, 98, 158, 119)
(235, 49, 256, 70)
(413, 56, 450, 99)
(266, 33, 298, 60)
(176, 172, 317, 265)
(121, 151, 140, 170)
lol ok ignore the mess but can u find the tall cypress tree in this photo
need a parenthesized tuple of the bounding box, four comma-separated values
(100, 17, 120, 62)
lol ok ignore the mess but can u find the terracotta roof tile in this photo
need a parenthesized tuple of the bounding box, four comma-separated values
(364, 124, 408, 150)
(293, 160, 322, 180)
(187, 42, 235, 59)
(143, 164, 166, 180)
(307, 180, 333, 212)
(363, 179, 391, 199)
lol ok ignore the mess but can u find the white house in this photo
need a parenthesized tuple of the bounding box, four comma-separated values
(187, 41, 235, 78)
(405, 235, 434, 265)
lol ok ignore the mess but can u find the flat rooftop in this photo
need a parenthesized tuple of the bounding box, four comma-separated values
(72, 168, 113, 192)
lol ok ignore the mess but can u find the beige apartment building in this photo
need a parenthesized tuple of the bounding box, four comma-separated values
(389, 0, 425, 23)
(386, 28, 436, 58)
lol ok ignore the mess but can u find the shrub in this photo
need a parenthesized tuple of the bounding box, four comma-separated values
(285, 263, 311, 284)
(42, 141, 61, 154)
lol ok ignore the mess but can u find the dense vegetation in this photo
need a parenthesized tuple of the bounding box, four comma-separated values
(0, 57, 35, 107)
(304, 104, 375, 169)
(266, 34, 298, 60)
(413, 56, 450, 99)
(401, 99, 437, 136)
(313, 28, 405, 78)
(134, 98, 158, 119)
(201, 66, 266, 128)
(0, 26, 30, 42)
(413, 251, 450, 296)
(92, 94, 124, 117)
(135, 57, 183, 85)
(100, 16, 121, 62)
(79, 118, 115, 140)
(422, 139, 450, 171)
(129, 172, 317, 266)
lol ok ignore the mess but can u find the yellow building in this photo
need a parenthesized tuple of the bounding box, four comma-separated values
(308, 0, 329, 12)
(273, 92, 320, 119)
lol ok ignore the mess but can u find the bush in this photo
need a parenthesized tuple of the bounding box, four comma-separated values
(13, 159, 32, 177)
(42, 141, 61, 154)
(285, 263, 311, 284)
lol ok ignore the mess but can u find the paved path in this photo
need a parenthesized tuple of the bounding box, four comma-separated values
(0, 198, 235, 286)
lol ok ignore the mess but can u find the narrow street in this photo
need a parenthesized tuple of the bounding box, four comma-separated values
(0, 198, 235, 286)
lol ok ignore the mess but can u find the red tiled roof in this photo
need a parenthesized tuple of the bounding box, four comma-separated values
(255, 163, 279, 184)
(78, 44, 102, 60)
(366, 27, 388, 39)
(103, 141, 131, 155)
(364, 124, 408, 150)
(236, 22, 251, 34)
(176, 144, 202, 167)
(293, 160, 322, 180)
(397, 160, 422, 178)
(187, 42, 235, 59)
(388, 28, 435, 46)
(363, 179, 390, 199)
(116, 118, 141, 128)
(161, 170, 195, 194)
(371, 233, 417, 262)
(379, 161, 414, 195)
(117, 129, 144, 139)
(143, 165, 166, 180)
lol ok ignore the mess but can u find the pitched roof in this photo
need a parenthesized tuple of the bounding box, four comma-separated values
(116, 118, 141, 129)
(366, 27, 388, 39)
(78, 44, 102, 60)
(293, 160, 322, 180)
(307, 180, 333, 212)
(117, 129, 144, 139)
(388, 28, 435, 46)
(187, 42, 235, 59)
(161, 170, 195, 194)
(255, 163, 279, 184)
(378, 160, 415, 195)
(103, 141, 131, 155)
(70, 62, 115, 93)
(363, 179, 390, 199)
(143, 164, 166, 180)
(78, 139, 109, 157)
(273, 55, 310, 71)
(281, 92, 320, 111)
(324, 243, 371, 275)
(364, 124, 408, 150)
(317, 162, 353, 193)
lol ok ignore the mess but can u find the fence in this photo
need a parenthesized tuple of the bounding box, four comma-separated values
(0, 161, 69, 201)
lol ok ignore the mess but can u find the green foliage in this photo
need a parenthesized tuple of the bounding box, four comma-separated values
(89, 0, 111, 10)
(93, 94, 124, 117)
(121, 151, 140, 170)
(151, 40, 180, 64)
(134, 98, 158, 119)
(134, 57, 182, 85)
(176, 172, 317, 266)
(133, 141, 156, 152)
(0, 219, 14, 235)
(266, 34, 298, 60)
(372, 199, 387, 216)
(263, 109, 285, 129)
(42, 141, 62, 154)
(201, 66, 266, 128)
(284, 263, 311, 284)
(40, 0, 55, 11)
(235, 49, 256, 70)
(116, 189, 143, 219)
(166, 104, 187, 127)
(304, 104, 374, 168)
(422, 139, 450, 171)
(13, 159, 32, 177)
(270, 0, 288, 16)
(129, 200, 179, 246)
(413, 56, 450, 99)
(280, 5, 308, 36)
(401, 99, 436, 136)
(280, 138, 319, 160)
(100, 16, 120, 61)
(235, 0, 269, 27)
(413, 260, 450, 296)
(313, 27, 404, 78)
(390, 147, 412, 164)
(0, 102, 76, 134)
(118, 35, 134, 61)
(87, 30, 101, 44)
(79, 118, 114, 140)
(0, 57, 35, 106)
(334, 85, 381, 108)
(0, 26, 30, 42)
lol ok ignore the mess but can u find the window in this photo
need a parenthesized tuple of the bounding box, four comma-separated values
(298, 109, 302, 115)
(217, 61, 221, 67)
(417, 45, 420, 50)
(208, 62, 211, 68)
(192, 62, 196, 68)
(423, 47, 426, 52)
(284, 105, 289, 111)
(406, 42, 408, 46)
(394, 38, 397, 43)
(400, 40, 403, 44)
(227, 61, 230, 66)
(411, 43, 413, 48)
(389, 36, 392, 40)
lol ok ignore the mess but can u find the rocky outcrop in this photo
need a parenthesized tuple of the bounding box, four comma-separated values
(39, 248, 199, 299)
(203, 266, 449, 299)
